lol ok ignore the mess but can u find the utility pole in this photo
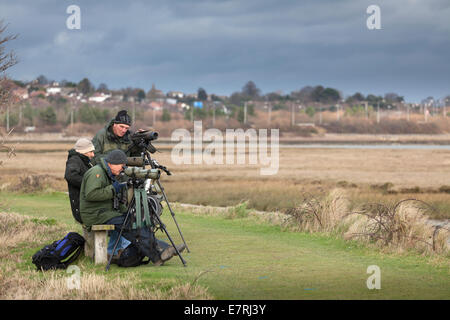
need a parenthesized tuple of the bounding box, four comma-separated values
(19, 104, 23, 126)
(6, 104, 9, 132)
(291, 102, 295, 126)
(268, 103, 272, 126)
(319, 106, 323, 125)
(244, 101, 247, 124)
(377, 101, 380, 124)
(364, 101, 368, 119)
(70, 108, 74, 128)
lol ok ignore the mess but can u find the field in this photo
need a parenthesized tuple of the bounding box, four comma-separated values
(0, 192, 449, 300)
(0, 138, 449, 300)
(1, 140, 450, 219)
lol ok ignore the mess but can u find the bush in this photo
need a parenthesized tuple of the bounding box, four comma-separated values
(226, 201, 250, 219)
(162, 109, 171, 122)
(284, 190, 449, 255)
(39, 107, 57, 125)
(77, 104, 111, 124)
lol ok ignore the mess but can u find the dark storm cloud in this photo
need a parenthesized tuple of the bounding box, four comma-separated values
(1, 0, 449, 102)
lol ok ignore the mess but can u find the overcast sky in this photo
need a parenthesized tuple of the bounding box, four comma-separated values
(1, 0, 449, 102)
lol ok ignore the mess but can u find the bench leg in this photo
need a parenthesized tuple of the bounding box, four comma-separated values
(83, 227, 94, 259)
(94, 230, 108, 264)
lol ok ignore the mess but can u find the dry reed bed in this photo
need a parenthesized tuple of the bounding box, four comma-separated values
(178, 189, 450, 257)
(0, 211, 211, 300)
(2, 143, 450, 190)
(285, 189, 450, 256)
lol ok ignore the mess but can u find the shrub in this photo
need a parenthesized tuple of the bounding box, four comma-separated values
(284, 190, 449, 255)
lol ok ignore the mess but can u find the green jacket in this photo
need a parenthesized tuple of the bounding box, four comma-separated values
(92, 119, 133, 165)
(79, 159, 127, 227)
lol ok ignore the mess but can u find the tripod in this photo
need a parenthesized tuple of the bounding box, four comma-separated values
(105, 160, 188, 271)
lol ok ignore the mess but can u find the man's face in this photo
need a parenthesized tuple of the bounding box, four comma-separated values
(112, 123, 130, 138)
(83, 151, 95, 159)
(108, 163, 125, 176)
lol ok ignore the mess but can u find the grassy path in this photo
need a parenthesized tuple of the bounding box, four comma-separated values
(1, 192, 449, 299)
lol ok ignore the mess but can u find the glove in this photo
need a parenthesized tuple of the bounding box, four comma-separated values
(112, 180, 126, 194)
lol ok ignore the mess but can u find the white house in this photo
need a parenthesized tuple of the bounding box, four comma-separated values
(167, 91, 184, 99)
(88, 92, 112, 103)
(46, 87, 62, 95)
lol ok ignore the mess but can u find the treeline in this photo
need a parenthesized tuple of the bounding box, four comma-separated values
(14, 74, 415, 110)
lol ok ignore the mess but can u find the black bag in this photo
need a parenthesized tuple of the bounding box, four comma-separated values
(32, 232, 85, 271)
(122, 226, 161, 264)
(115, 243, 149, 267)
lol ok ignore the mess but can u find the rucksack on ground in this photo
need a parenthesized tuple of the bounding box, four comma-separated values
(32, 232, 85, 271)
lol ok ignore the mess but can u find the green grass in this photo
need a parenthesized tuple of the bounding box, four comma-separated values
(1, 191, 449, 299)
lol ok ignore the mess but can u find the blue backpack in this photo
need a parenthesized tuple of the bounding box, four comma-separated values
(32, 232, 85, 271)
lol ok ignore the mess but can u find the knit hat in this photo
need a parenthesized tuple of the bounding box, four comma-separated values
(105, 149, 127, 164)
(74, 138, 95, 154)
(114, 110, 132, 126)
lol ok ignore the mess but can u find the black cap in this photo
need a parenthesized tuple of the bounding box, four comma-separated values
(114, 110, 131, 126)
(105, 149, 127, 164)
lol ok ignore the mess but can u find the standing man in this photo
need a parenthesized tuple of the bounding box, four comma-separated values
(64, 138, 95, 224)
(91, 110, 140, 165)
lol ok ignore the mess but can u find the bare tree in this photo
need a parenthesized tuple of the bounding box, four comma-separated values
(0, 20, 18, 110)
(0, 21, 17, 72)
(0, 20, 18, 166)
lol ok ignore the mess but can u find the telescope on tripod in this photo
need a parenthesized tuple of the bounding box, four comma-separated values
(105, 130, 189, 271)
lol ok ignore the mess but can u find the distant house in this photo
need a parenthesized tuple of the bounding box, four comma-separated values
(88, 92, 112, 103)
(166, 98, 177, 105)
(46, 87, 62, 95)
(149, 101, 163, 110)
(111, 94, 124, 102)
(12, 88, 29, 100)
(68, 91, 83, 100)
(167, 91, 184, 99)
(60, 87, 75, 97)
(180, 103, 190, 110)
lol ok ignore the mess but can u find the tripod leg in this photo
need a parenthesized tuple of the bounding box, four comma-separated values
(156, 180, 190, 253)
(105, 200, 134, 271)
(154, 214, 187, 267)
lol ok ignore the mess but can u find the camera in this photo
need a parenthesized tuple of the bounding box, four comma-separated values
(129, 130, 159, 154)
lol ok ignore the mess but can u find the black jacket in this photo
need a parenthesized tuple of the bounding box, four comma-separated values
(64, 149, 93, 223)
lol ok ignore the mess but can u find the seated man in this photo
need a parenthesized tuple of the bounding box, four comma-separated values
(64, 138, 95, 224)
(79, 149, 182, 265)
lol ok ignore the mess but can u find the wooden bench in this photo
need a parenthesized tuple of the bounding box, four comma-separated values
(82, 225, 115, 264)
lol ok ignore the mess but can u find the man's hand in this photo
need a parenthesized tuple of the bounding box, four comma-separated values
(112, 180, 127, 194)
